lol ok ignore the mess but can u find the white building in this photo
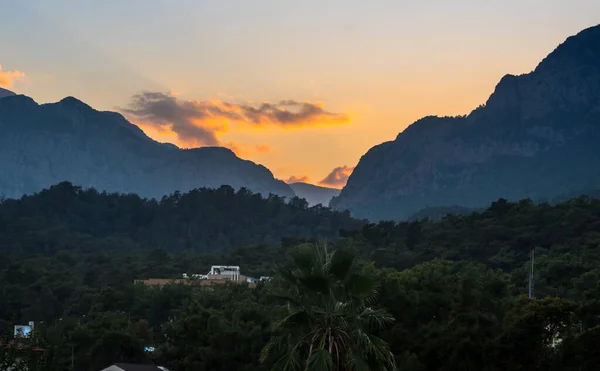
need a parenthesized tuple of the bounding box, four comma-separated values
(183, 265, 242, 281)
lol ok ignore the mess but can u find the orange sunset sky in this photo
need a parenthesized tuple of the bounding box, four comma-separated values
(1, 1, 599, 188)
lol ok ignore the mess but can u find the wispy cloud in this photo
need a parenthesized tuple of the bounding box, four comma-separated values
(121, 91, 222, 146)
(120, 91, 350, 147)
(285, 175, 311, 184)
(0, 65, 25, 88)
(319, 165, 355, 188)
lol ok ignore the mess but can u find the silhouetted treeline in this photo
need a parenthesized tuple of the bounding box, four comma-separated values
(0, 182, 364, 255)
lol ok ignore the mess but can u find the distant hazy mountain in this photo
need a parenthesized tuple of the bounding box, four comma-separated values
(0, 88, 16, 99)
(0, 94, 294, 199)
(331, 24, 600, 221)
(288, 182, 340, 206)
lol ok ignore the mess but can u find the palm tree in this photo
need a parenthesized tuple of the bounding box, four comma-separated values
(260, 242, 397, 371)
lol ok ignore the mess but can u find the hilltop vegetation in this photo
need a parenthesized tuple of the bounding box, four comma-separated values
(0, 182, 363, 255)
(1, 186, 600, 370)
(346, 196, 600, 300)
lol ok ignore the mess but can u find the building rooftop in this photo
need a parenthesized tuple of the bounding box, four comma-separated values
(135, 265, 263, 288)
(101, 363, 169, 371)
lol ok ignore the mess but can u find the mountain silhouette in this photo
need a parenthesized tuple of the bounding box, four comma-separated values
(288, 182, 340, 206)
(0, 94, 294, 199)
(331, 24, 600, 220)
(0, 87, 16, 99)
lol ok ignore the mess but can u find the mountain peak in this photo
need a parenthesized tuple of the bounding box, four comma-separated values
(58, 96, 92, 109)
(185, 146, 236, 157)
(0, 94, 295, 200)
(482, 24, 600, 117)
(332, 24, 600, 221)
(535, 24, 600, 73)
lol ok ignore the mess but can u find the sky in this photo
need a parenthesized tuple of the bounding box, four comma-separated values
(1, 1, 599, 188)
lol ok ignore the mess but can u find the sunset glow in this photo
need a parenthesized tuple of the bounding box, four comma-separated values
(2, 0, 599, 186)
(0, 65, 25, 88)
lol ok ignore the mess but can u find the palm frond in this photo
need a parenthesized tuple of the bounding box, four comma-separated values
(328, 246, 358, 281)
(298, 274, 330, 294)
(307, 348, 334, 371)
(276, 267, 299, 286)
(276, 310, 313, 331)
(359, 307, 396, 330)
(262, 242, 396, 371)
(271, 348, 303, 371)
(291, 245, 318, 276)
(261, 333, 294, 363)
(347, 273, 379, 300)
(344, 349, 371, 371)
(353, 331, 397, 370)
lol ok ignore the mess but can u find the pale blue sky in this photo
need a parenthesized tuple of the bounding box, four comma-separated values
(1, 0, 599, 184)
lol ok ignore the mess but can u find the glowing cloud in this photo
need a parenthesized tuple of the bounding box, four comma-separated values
(285, 175, 311, 184)
(255, 144, 271, 154)
(319, 165, 355, 188)
(120, 91, 350, 147)
(0, 65, 25, 88)
(223, 142, 272, 157)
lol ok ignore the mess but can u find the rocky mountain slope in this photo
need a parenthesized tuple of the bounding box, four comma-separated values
(331, 24, 600, 220)
(288, 182, 340, 206)
(0, 92, 294, 199)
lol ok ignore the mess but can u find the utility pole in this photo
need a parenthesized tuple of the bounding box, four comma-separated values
(528, 248, 535, 298)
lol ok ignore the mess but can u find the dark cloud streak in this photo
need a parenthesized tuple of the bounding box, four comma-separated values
(121, 91, 221, 146)
(120, 91, 350, 146)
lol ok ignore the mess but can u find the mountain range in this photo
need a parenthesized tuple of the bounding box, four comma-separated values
(2, 25, 599, 220)
(0, 93, 294, 199)
(331, 24, 600, 220)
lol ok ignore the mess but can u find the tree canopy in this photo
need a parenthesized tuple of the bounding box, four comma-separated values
(1, 185, 599, 370)
(0, 182, 363, 255)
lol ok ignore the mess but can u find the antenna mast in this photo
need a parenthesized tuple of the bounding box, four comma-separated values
(528, 248, 535, 298)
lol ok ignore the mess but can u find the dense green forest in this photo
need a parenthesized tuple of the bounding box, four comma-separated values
(1, 185, 600, 370)
(0, 182, 363, 255)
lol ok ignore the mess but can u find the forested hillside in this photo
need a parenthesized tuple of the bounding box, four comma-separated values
(345, 196, 600, 299)
(0, 182, 363, 255)
(1, 191, 600, 370)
